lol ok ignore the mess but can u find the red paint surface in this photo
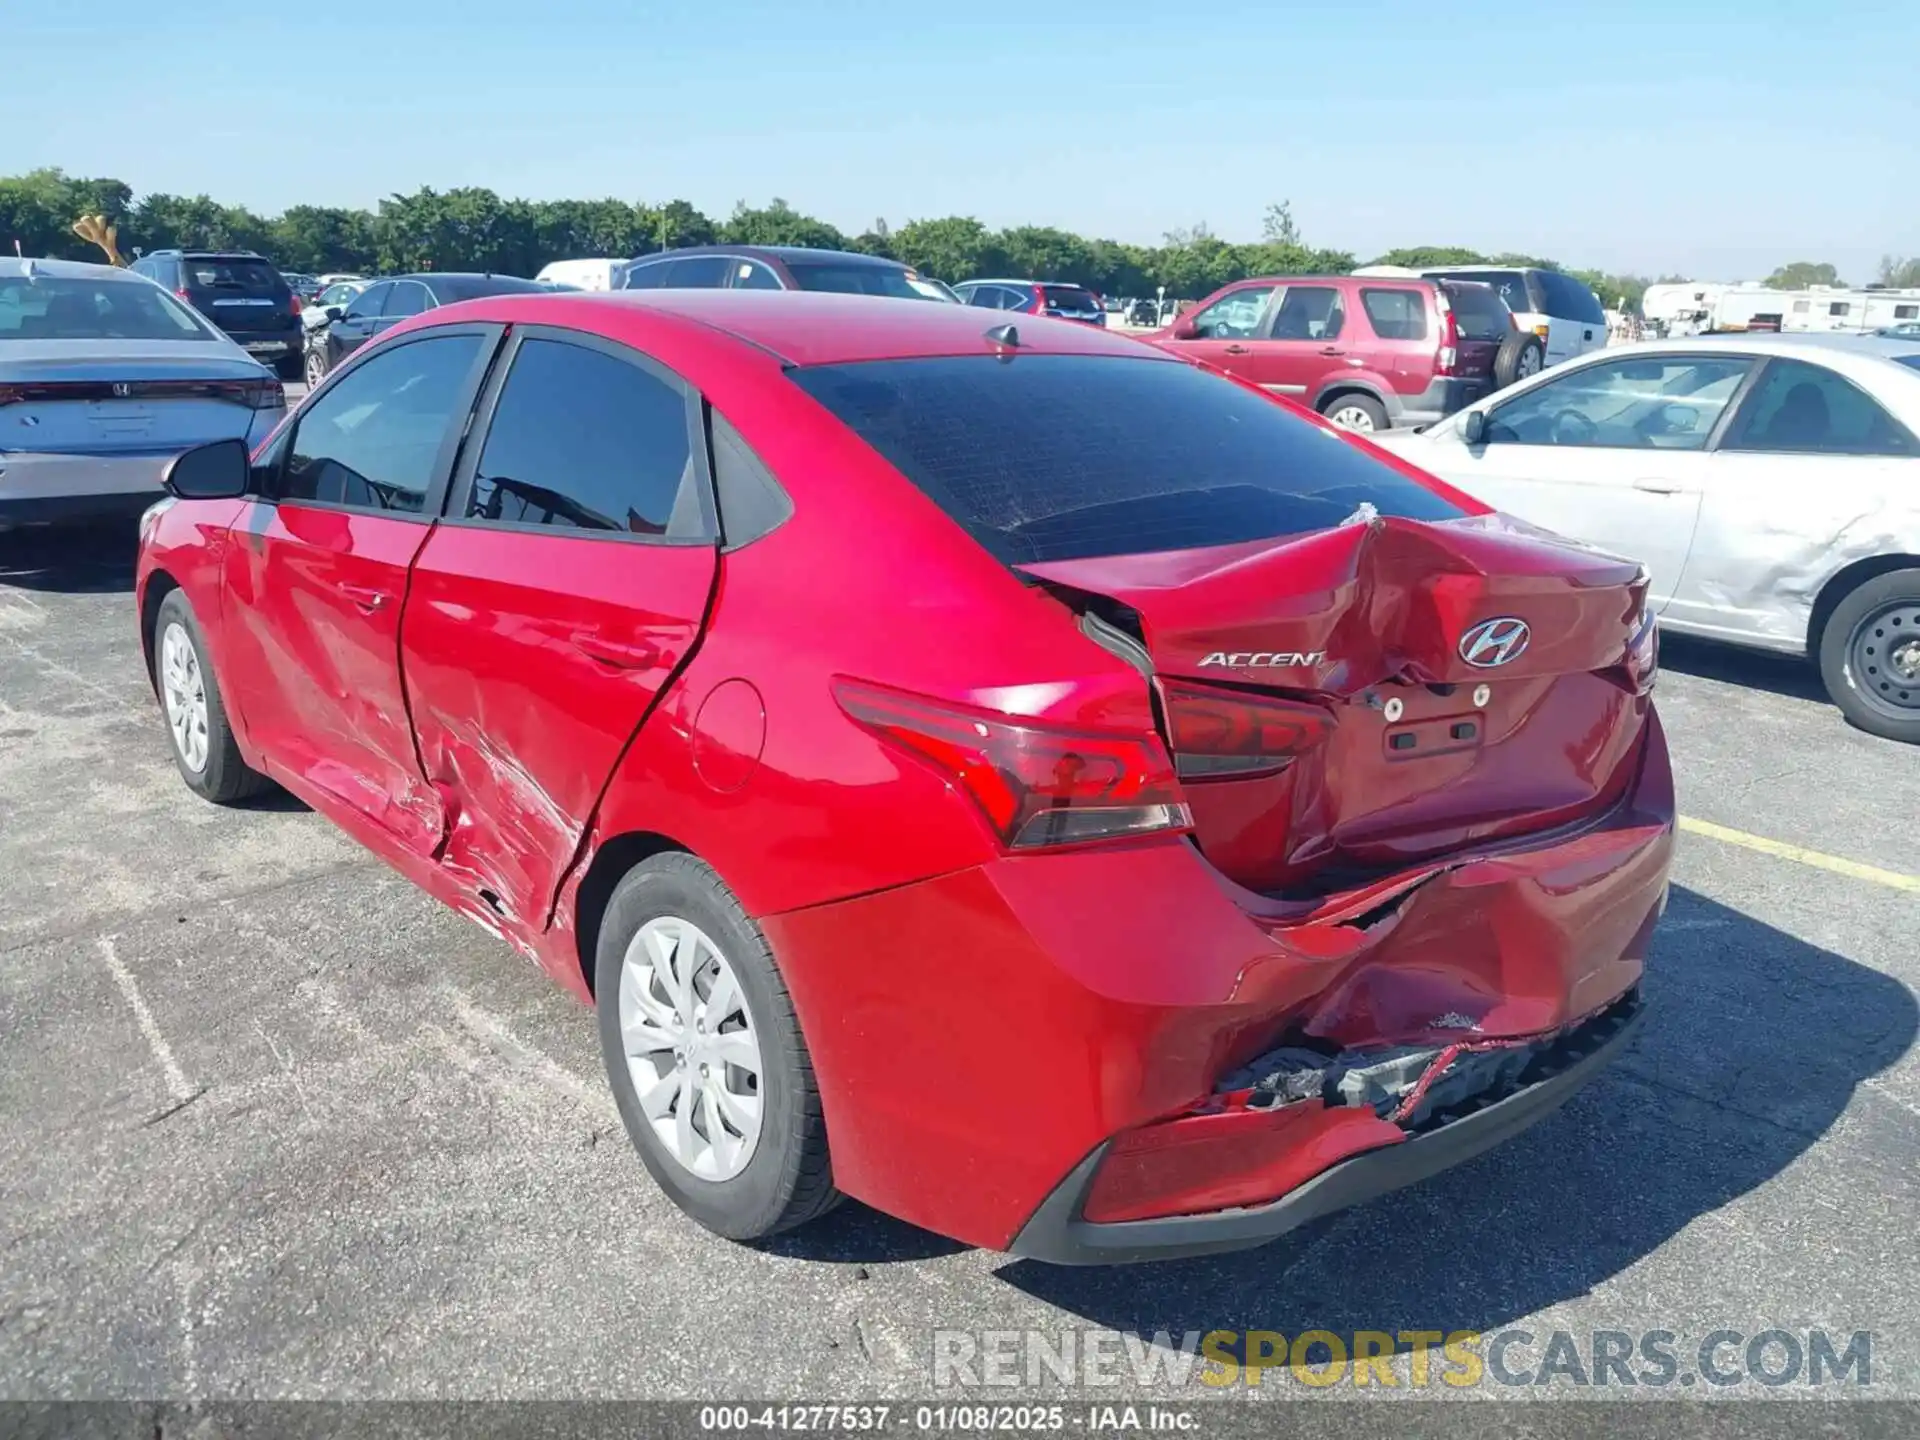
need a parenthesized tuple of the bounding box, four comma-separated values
(137, 290, 1674, 1253)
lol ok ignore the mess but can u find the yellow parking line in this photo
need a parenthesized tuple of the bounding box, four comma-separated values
(1679, 816, 1920, 894)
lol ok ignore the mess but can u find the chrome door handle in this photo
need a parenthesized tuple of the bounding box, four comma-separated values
(1632, 479, 1682, 495)
(340, 584, 388, 612)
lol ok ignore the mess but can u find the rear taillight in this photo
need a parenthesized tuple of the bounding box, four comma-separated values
(290, 294, 302, 315)
(1158, 679, 1334, 781)
(209, 377, 285, 410)
(1434, 289, 1460, 376)
(833, 679, 1191, 849)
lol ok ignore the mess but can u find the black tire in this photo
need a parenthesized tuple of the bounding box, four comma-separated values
(274, 350, 304, 382)
(1817, 567, 1920, 745)
(1489, 332, 1551, 389)
(152, 589, 272, 803)
(303, 344, 329, 389)
(1493, 332, 1546, 389)
(595, 853, 839, 1241)
(1320, 392, 1388, 434)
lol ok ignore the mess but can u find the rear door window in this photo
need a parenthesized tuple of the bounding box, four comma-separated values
(788, 353, 1463, 564)
(1269, 286, 1343, 341)
(461, 336, 704, 537)
(1359, 288, 1428, 341)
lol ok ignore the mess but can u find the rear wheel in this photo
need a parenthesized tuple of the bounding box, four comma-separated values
(154, 589, 271, 803)
(595, 853, 839, 1241)
(1322, 393, 1388, 434)
(1494, 332, 1546, 388)
(1819, 569, 1920, 745)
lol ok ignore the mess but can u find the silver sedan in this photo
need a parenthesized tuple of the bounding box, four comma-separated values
(1373, 334, 1920, 743)
(1, 257, 287, 529)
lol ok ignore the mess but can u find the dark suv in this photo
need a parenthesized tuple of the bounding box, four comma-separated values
(129, 250, 304, 379)
(621, 245, 951, 300)
(955, 279, 1106, 326)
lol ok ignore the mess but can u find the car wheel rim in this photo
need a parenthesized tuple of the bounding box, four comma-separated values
(160, 622, 210, 773)
(305, 351, 323, 387)
(619, 915, 763, 1181)
(1518, 349, 1542, 377)
(1331, 405, 1375, 432)
(1848, 602, 1920, 714)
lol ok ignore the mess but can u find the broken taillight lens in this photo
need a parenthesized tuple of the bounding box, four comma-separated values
(1157, 678, 1335, 781)
(833, 679, 1191, 850)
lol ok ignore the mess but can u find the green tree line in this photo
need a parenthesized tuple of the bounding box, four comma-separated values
(5, 166, 1694, 310)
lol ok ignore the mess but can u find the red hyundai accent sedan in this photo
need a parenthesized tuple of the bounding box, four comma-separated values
(135, 291, 1671, 1264)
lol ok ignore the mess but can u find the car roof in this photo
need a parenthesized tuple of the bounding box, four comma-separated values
(418, 289, 1173, 368)
(0, 256, 151, 282)
(964, 278, 1093, 287)
(628, 245, 906, 270)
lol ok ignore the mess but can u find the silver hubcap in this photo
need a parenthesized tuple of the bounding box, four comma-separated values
(1518, 349, 1542, 377)
(160, 622, 210, 773)
(619, 916, 763, 1180)
(1331, 405, 1376, 432)
(305, 352, 323, 386)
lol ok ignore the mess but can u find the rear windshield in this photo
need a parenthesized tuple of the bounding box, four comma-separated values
(785, 260, 930, 300)
(1441, 282, 1512, 341)
(1429, 269, 1533, 316)
(182, 257, 288, 297)
(0, 275, 213, 342)
(1039, 286, 1100, 313)
(436, 275, 550, 301)
(789, 354, 1464, 564)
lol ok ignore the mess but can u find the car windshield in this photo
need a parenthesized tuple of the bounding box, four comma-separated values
(0, 275, 213, 342)
(784, 261, 932, 300)
(789, 353, 1463, 565)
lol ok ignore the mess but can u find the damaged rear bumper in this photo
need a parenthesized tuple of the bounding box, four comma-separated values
(1008, 991, 1645, 1265)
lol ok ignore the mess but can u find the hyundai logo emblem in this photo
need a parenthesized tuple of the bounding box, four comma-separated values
(1459, 616, 1531, 668)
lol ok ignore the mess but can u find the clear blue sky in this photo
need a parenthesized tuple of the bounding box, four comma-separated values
(9, 0, 1914, 282)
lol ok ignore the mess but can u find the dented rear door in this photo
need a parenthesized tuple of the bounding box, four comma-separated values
(400, 329, 718, 933)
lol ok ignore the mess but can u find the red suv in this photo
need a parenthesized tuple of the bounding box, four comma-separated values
(137, 292, 1669, 1263)
(1154, 274, 1519, 433)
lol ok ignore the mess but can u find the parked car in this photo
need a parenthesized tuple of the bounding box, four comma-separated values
(622, 245, 951, 301)
(0, 257, 285, 528)
(281, 272, 321, 302)
(1126, 297, 1162, 327)
(303, 273, 553, 387)
(138, 289, 1669, 1262)
(127, 250, 305, 380)
(302, 279, 372, 334)
(535, 258, 632, 292)
(1876, 321, 1920, 339)
(954, 279, 1106, 325)
(1414, 266, 1607, 368)
(1151, 274, 1531, 433)
(1370, 335, 1920, 742)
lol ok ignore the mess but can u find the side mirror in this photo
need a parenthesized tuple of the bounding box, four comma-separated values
(1462, 409, 1489, 445)
(324, 305, 345, 322)
(1171, 317, 1199, 339)
(162, 438, 251, 500)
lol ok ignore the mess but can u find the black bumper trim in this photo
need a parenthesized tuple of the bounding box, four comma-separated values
(1006, 997, 1645, 1266)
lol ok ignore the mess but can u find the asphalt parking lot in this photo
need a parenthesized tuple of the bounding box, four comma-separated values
(1, 515, 1916, 1409)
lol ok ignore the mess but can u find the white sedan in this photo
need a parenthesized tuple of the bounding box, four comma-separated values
(1371, 334, 1920, 743)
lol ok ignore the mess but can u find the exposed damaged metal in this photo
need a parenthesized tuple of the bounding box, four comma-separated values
(1217, 989, 1644, 1132)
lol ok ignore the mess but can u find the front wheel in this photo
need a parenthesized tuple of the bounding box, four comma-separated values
(153, 589, 272, 802)
(595, 853, 840, 1241)
(1818, 568, 1920, 744)
(303, 345, 329, 389)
